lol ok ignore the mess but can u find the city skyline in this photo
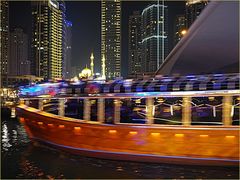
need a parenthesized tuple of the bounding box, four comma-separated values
(9, 1, 185, 78)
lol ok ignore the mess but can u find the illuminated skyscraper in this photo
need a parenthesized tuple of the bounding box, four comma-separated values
(174, 15, 186, 46)
(63, 20, 72, 79)
(9, 28, 30, 76)
(128, 11, 142, 77)
(31, 0, 66, 80)
(186, 0, 208, 28)
(0, 0, 9, 77)
(101, 0, 121, 79)
(142, 1, 168, 74)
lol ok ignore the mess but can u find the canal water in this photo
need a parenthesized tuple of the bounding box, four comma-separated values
(1, 118, 239, 179)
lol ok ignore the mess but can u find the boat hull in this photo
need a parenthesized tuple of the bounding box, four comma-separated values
(17, 105, 239, 166)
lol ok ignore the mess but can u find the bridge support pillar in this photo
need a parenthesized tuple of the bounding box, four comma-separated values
(98, 98, 105, 123)
(58, 98, 65, 117)
(84, 98, 91, 121)
(222, 95, 232, 126)
(182, 96, 191, 126)
(146, 98, 154, 124)
(38, 99, 43, 111)
(114, 99, 121, 124)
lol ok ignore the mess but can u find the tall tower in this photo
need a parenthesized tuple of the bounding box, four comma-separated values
(63, 20, 72, 79)
(90, 52, 94, 75)
(31, 0, 66, 80)
(9, 28, 30, 76)
(0, 0, 9, 77)
(185, 0, 208, 28)
(142, 1, 168, 74)
(128, 11, 142, 77)
(101, 0, 121, 79)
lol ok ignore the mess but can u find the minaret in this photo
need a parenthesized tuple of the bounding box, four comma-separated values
(90, 52, 94, 75)
(102, 54, 106, 79)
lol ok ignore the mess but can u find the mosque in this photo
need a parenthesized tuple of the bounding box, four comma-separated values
(75, 52, 106, 81)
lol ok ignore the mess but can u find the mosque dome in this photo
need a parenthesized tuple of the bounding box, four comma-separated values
(79, 67, 92, 78)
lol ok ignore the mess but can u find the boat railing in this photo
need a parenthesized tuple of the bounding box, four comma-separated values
(19, 89, 240, 126)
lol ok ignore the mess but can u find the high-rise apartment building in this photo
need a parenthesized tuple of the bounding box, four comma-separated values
(142, 1, 168, 74)
(9, 28, 30, 76)
(174, 15, 186, 46)
(185, 0, 208, 28)
(0, 0, 9, 77)
(31, 0, 66, 80)
(128, 11, 142, 77)
(101, 0, 121, 79)
(63, 20, 72, 79)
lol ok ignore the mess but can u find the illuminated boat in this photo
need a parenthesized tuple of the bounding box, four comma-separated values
(17, 73, 240, 166)
(17, 83, 239, 166)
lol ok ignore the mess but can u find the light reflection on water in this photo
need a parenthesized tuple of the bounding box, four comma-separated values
(2, 123, 12, 151)
(1, 118, 239, 179)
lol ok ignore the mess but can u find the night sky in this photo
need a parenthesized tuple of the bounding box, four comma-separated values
(9, 1, 185, 77)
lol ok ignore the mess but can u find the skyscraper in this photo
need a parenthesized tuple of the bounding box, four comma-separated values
(185, 0, 208, 28)
(0, 0, 9, 77)
(174, 15, 186, 46)
(9, 28, 30, 76)
(63, 20, 72, 79)
(142, 1, 168, 74)
(128, 11, 142, 77)
(31, 0, 66, 80)
(101, 0, 121, 79)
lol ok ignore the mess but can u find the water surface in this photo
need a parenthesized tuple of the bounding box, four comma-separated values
(1, 118, 239, 179)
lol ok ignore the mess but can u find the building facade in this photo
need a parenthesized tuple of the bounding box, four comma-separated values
(0, 0, 9, 77)
(174, 15, 186, 46)
(185, 0, 208, 28)
(31, 0, 66, 80)
(142, 2, 168, 74)
(101, 0, 121, 79)
(63, 20, 72, 79)
(128, 11, 142, 77)
(9, 28, 30, 76)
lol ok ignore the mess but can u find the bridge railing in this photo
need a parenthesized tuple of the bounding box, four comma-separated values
(20, 89, 240, 126)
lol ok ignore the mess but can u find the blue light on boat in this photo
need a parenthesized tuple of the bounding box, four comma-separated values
(147, 86, 154, 91)
(186, 75, 196, 78)
(160, 85, 167, 91)
(134, 92, 159, 97)
(162, 79, 172, 82)
(213, 74, 223, 76)
(136, 86, 142, 92)
(213, 83, 221, 89)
